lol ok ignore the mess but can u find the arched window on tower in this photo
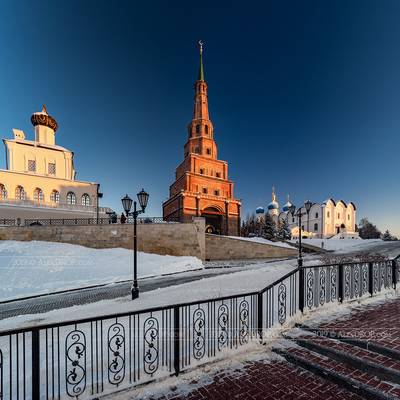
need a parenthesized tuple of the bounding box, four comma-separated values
(33, 188, 44, 203)
(50, 190, 60, 204)
(196, 125, 200, 134)
(82, 193, 91, 206)
(205, 125, 209, 135)
(67, 191, 76, 205)
(0, 184, 7, 199)
(15, 186, 25, 200)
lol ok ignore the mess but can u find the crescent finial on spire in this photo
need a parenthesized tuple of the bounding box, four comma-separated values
(198, 40, 204, 55)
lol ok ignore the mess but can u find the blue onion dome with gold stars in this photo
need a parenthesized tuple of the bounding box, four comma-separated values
(282, 195, 293, 212)
(31, 105, 58, 132)
(256, 206, 265, 214)
(267, 186, 279, 210)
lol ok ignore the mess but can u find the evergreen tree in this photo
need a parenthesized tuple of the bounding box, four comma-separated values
(358, 218, 381, 239)
(241, 213, 260, 237)
(382, 229, 397, 241)
(277, 218, 291, 240)
(263, 214, 276, 240)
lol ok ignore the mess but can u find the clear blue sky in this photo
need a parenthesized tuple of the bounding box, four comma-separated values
(0, 1, 399, 235)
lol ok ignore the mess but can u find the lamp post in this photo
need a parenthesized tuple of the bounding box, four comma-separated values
(305, 200, 312, 234)
(289, 201, 313, 268)
(121, 189, 149, 300)
(289, 204, 302, 267)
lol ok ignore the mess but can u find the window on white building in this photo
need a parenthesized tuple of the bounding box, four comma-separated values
(50, 190, 60, 203)
(314, 223, 318, 231)
(338, 213, 340, 219)
(81, 194, 90, 206)
(0, 184, 7, 199)
(28, 160, 36, 172)
(327, 211, 330, 218)
(48, 163, 56, 175)
(315, 212, 319, 218)
(67, 192, 76, 205)
(15, 186, 25, 200)
(33, 188, 44, 203)
(348, 214, 350, 220)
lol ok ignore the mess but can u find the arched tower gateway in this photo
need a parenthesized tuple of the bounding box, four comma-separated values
(163, 42, 241, 235)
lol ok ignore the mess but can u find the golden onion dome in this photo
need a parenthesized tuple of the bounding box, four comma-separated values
(31, 105, 58, 132)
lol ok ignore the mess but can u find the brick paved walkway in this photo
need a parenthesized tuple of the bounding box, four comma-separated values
(157, 359, 362, 400)
(137, 296, 400, 400)
(317, 296, 400, 350)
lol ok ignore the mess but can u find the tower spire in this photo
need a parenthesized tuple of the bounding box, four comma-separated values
(198, 40, 204, 81)
(272, 186, 276, 202)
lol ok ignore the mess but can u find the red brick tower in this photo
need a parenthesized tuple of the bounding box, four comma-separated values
(163, 42, 241, 235)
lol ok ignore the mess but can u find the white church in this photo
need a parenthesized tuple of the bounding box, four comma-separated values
(260, 188, 359, 239)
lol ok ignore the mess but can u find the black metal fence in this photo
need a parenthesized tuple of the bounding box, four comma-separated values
(0, 257, 399, 400)
(0, 219, 16, 226)
(23, 217, 181, 227)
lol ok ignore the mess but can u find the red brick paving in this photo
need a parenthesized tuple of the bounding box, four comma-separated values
(154, 360, 362, 400)
(282, 345, 400, 396)
(318, 297, 400, 350)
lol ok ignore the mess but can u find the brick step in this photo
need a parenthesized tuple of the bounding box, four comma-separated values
(296, 323, 400, 361)
(286, 328, 400, 384)
(272, 342, 400, 400)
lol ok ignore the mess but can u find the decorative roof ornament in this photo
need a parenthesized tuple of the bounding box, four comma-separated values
(268, 185, 279, 210)
(31, 105, 58, 132)
(198, 40, 205, 81)
(282, 194, 293, 212)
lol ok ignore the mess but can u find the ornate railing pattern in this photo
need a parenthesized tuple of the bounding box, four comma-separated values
(0, 219, 16, 226)
(23, 217, 181, 226)
(0, 257, 398, 400)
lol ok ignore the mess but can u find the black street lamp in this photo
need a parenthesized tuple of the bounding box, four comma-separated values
(289, 204, 303, 267)
(121, 189, 149, 300)
(305, 200, 312, 234)
(289, 201, 313, 268)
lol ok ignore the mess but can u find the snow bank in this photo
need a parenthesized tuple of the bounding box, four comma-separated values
(0, 240, 203, 301)
(230, 236, 294, 249)
(290, 238, 382, 252)
(0, 259, 298, 330)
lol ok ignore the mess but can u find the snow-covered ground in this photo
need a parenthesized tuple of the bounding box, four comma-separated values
(0, 257, 298, 330)
(290, 238, 383, 252)
(231, 236, 294, 249)
(0, 240, 203, 301)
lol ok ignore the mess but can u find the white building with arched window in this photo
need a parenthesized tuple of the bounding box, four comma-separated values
(264, 188, 358, 239)
(285, 199, 358, 239)
(0, 106, 111, 224)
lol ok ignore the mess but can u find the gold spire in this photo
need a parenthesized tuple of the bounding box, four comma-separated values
(197, 40, 204, 81)
(42, 104, 48, 114)
(272, 186, 276, 202)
